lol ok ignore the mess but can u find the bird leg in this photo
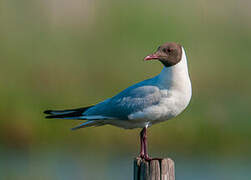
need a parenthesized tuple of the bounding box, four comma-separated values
(139, 127, 151, 160)
(139, 128, 145, 158)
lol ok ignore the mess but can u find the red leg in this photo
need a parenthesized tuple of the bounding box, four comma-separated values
(139, 128, 145, 158)
(139, 127, 151, 160)
(142, 127, 149, 160)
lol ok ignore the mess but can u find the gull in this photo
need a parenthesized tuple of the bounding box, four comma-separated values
(44, 42, 192, 160)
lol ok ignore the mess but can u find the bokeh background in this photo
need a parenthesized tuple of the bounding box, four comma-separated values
(1, 0, 251, 179)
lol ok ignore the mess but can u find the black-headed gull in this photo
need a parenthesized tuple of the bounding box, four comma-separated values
(44, 42, 192, 160)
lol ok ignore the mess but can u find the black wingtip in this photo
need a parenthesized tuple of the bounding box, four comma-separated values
(44, 110, 52, 114)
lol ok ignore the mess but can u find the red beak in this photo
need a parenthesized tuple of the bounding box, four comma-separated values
(144, 54, 159, 61)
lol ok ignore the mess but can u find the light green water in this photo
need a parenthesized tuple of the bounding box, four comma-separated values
(1, 149, 251, 180)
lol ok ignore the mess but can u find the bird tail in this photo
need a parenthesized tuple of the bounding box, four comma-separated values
(44, 106, 93, 119)
(44, 105, 108, 130)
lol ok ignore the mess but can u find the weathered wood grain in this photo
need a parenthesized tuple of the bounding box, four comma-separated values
(134, 157, 175, 180)
(150, 160, 160, 180)
(161, 158, 175, 180)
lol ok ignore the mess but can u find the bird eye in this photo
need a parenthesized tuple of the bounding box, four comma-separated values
(163, 48, 171, 53)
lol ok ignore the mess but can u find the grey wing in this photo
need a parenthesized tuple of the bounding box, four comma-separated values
(84, 78, 162, 120)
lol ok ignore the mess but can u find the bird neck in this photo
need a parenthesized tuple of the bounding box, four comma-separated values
(157, 47, 191, 91)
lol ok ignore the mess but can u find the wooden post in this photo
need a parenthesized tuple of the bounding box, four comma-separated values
(134, 157, 175, 180)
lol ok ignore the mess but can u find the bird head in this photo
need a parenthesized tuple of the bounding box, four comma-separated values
(144, 42, 182, 67)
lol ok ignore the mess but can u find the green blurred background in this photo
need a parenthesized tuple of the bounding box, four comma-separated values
(1, 0, 251, 179)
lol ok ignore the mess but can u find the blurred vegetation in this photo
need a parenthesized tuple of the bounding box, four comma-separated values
(0, 0, 251, 168)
